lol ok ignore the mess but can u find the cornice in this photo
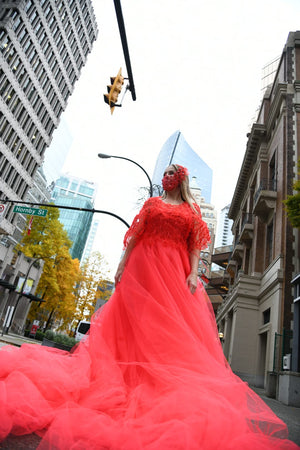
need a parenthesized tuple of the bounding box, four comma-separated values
(229, 123, 266, 219)
(265, 83, 287, 139)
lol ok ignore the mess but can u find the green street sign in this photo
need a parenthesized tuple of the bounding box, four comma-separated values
(13, 205, 48, 217)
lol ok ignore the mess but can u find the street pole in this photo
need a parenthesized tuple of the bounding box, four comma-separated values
(0, 200, 131, 228)
(98, 153, 153, 197)
(2, 256, 44, 335)
(113, 0, 136, 101)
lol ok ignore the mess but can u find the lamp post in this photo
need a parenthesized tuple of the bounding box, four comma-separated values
(98, 153, 153, 197)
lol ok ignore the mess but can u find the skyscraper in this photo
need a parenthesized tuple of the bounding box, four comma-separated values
(81, 217, 100, 264)
(0, 0, 98, 240)
(152, 131, 213, 203)
(215, 204, 233, 248)
(0, 2, 98, 332)
(51, 174, 97, 261)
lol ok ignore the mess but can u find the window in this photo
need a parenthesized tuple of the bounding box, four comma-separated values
(263, 308, 270, 324)
(25, 0, 33, 12)
(266, 220, 274, 267)
(269, 152, 277, 191)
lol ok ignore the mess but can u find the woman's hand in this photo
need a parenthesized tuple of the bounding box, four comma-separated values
(114, 261, 125, 286)
(186, 272, 198, 295)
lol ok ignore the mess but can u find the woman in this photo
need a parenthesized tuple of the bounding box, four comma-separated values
(0, 164, 298, 449)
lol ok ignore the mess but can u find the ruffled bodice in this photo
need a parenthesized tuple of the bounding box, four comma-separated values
(123, 197, 210, 253)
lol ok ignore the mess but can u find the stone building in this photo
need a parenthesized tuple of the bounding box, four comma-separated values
(216, 31, 300, 404)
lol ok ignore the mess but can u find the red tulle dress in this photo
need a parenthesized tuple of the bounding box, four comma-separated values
(0, 197, 298, 449)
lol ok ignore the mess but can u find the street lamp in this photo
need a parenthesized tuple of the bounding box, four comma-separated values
(98, 153, 153, 197)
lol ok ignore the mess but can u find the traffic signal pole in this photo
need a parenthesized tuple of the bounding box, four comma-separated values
(0, 199, 130, 228)
(113, 0, 136, 101)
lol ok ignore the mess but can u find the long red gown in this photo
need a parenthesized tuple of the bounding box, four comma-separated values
(0, 197, 298, 449)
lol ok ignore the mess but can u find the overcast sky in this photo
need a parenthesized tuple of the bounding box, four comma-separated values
(56, 0, 300, 275)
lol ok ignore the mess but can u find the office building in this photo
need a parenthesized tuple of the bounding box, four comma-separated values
(0, 0, 97, 237)
(152, 131, 213, 203)
(0, 0, 98, 333)
(52, 174, 97, 261)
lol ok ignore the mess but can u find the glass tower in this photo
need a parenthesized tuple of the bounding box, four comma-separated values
(152, 131, 213, 203)
(52, 174, 97, 261)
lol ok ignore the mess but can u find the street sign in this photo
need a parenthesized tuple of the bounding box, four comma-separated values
(13, 205, 48, 217)
(0, 204, 6, 223)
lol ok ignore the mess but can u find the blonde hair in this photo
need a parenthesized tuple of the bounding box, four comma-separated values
(162, 164, 199, 214)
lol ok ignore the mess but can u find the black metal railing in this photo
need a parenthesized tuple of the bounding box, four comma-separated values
(254, 178, 277, 204)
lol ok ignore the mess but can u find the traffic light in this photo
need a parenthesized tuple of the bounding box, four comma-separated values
(104, 68, 124, 114)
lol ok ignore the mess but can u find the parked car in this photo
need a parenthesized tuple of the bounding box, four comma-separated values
(75, 320, 91, 341)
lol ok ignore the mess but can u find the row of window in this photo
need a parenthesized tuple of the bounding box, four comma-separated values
(4, 11, 76, 102)
(0, 74, 54, 152)
(0, 155, 32, 201)
(38, 1, 87, 73)
(1, 112, 48, 160)
(9, 10, 73, 97)
(5, 3, 92, 95)
(0, 31, 66, 118)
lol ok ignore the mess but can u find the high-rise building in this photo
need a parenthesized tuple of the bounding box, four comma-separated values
(51, 174, 97, 261)
(215, 205, 233, 248)
(0, 0, 98, 239)
(0, 0, 98, 333)
(152, 131, 213, 203)
(81, 217, 100, 264)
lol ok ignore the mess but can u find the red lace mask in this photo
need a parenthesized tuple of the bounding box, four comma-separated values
(162, 166, 188, 191)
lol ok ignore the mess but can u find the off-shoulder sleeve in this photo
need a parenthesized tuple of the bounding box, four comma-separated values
(123, 198, 152, 249)
(187, 204, 211, 253)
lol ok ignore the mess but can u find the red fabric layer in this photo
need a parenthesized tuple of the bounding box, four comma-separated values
(0, 202, 298, 449)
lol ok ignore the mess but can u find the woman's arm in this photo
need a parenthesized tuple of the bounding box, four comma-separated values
(186, 203, 210, 294)
(115, 198, 153, 286)
(186, 249, 200, 294)
(114, 237, 136, 285)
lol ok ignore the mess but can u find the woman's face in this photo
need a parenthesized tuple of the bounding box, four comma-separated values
(162, 166, 180, 191)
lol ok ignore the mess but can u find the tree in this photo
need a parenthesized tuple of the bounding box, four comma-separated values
(16, 207, 81, 330)
(74, 251, 111, 326)
(285, 160, 300, 228)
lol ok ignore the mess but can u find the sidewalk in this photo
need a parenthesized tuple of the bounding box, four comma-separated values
(250, 385, 300, 446)
(0, 331, 42, 347)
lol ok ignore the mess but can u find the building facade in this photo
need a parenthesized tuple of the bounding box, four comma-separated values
(152, 131, 213, 203)
(0, 0, 98, 333)
(51, 174, 97, 261)
(216, 32, 300, 404)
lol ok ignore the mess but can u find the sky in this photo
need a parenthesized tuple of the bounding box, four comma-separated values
(54, 0, 300, 276)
